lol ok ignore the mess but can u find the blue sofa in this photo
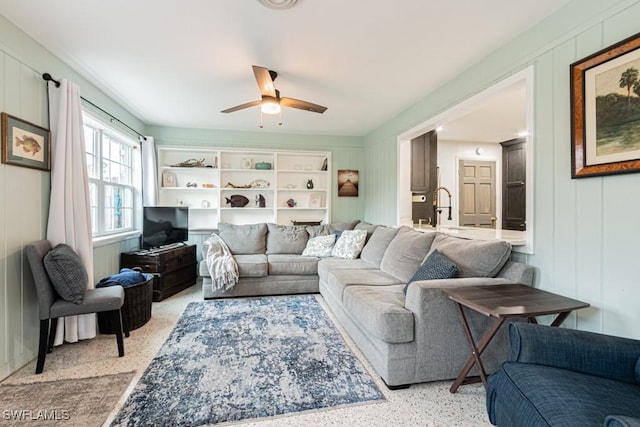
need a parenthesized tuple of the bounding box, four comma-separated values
(486, 323, 640, 427)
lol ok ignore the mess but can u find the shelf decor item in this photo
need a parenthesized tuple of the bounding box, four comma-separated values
(321, 157, 328, 171)
(309, 193, 322, 208)
(286, 198, 297, 208)
(162, 171, 177, 187)
(306, 179, 314, 189)
(571, 31, 640, 178)
(1, 112, 51, 171)
(255, 161, 272, 170)
(225, 195, 250, 208)
(170, 158, 205, 168)
(250, 179, 270, 188)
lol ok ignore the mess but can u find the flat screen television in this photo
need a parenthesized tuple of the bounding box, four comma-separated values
(142, 207, 189, 249)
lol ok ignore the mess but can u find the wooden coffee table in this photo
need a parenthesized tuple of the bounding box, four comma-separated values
(444, 284, 589, 393)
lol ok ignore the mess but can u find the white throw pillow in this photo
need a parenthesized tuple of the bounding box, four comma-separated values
(331, 229, 367, 259)
(302, 234, 336, 257)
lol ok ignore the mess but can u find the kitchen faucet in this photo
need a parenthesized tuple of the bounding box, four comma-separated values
(432, 186, 453, 225)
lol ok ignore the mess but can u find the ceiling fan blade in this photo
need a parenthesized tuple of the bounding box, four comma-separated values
(221, 100, 262, 113)
(252, 65, 276, 97)
(281, 97, 327, 114)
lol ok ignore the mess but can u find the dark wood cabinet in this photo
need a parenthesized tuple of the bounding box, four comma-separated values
(501, 138, 526, 231)
(120, 244, 197, 302)
(410, 131, 437, 193)
(411, 131, 438, 224)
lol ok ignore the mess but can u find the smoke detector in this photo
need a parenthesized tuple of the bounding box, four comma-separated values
(257, 0, 298, 10)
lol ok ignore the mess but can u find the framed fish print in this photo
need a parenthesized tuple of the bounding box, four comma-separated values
(1, 112, 51, 171)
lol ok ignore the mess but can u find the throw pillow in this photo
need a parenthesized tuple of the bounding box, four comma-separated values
(331, 229, 367, 259)
(301, 234, 337, 257)
(43, 243, 88, 304)
(404, 249, 459, 294)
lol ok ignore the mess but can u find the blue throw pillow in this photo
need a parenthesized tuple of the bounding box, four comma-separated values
(403, 249, 459, 294)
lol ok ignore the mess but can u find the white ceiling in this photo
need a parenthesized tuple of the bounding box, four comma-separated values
(0, 0, 570, 137)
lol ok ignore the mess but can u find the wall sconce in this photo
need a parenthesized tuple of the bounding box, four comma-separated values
(475, 147, 484, 155)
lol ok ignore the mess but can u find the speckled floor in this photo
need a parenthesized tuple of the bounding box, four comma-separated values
(2, 281, 492, 427)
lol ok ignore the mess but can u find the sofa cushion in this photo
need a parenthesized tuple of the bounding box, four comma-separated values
(636, 357, 640, 384)
(267, 254, 318, 275)
(331, 229, 367, 259)
(218, 223, 267, 255)
(404, 249, 459, 294)
(306, 224, 332, 238)
(317, 258, 377, 283)
(330, 220, 360, 231)
(354, 221, 379, 243)
(43, 243, 88, 304)
(360, 226, 400, 268)
(325, 268, 403, 302)
(343, 284, 414, 344)
(379, 226, 437, 282)
(487, 362, 640, 427)
(234, 254, 268, 277)
(430, 233, 511, 277)
(301, 234, 336, 257)
(266, 223, 308, 254)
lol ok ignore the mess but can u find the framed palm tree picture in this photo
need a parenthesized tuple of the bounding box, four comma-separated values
(571, 31, 640, 178)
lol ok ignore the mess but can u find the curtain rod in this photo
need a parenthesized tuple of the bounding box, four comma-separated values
(42, 73, 147, 141)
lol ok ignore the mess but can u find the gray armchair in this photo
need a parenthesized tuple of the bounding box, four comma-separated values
(25, 240, 127, 374)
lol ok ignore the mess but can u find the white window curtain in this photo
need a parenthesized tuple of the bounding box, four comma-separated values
(141, 136, 158, 206)
(47, 79, 96, 345)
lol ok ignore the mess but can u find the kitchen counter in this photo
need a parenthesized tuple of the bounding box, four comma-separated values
(414, 224, 526, 246)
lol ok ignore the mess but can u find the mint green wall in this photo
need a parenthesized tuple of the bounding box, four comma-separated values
(148, 126, 366, 223)
(363, 0, 640, 339)
(0, 15, 144, 379)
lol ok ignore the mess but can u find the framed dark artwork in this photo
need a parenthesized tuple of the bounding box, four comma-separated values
(571, 32, 640, 178)
(1, 112, 51, 171)
(337, 169, 359, 197)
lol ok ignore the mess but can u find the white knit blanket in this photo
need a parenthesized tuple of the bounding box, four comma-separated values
(204, 234, 239, 292)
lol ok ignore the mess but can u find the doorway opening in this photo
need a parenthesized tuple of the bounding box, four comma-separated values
(396, 66, 534, 254)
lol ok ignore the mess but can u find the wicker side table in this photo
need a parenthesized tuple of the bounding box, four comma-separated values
(98, 276, 153, 334)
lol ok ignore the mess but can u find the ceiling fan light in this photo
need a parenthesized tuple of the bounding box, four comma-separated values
(261, 99, 281, 115)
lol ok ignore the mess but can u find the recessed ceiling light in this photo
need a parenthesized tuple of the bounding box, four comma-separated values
(257, 0, 298, 10)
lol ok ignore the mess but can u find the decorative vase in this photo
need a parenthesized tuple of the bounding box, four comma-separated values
(306, 179, 314, 189)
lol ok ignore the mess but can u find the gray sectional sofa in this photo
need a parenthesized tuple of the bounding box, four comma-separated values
(200, 220, 535, 387)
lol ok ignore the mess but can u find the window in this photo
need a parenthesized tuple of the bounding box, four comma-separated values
(83, 113, 139, 238)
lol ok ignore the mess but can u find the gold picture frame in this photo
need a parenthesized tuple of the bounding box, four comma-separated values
(1, 112, 51, 171)
(571, 31, 640, 178)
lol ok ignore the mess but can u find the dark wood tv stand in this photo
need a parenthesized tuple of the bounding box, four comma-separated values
(120, 243, 197, 302)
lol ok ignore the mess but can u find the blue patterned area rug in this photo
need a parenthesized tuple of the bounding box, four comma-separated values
(112, 295, 385, 426)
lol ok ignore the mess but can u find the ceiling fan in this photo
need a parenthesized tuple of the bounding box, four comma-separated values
(221, 65, 327, 116)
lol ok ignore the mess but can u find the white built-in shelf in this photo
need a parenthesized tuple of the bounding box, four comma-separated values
(157, 147, 331, 228)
